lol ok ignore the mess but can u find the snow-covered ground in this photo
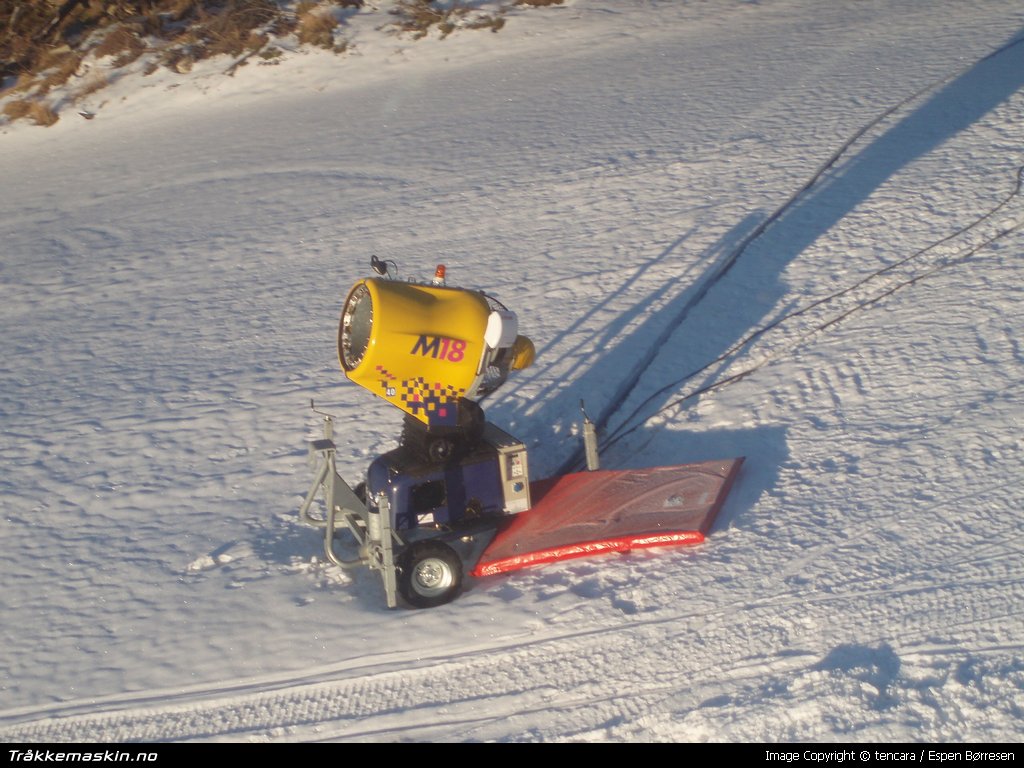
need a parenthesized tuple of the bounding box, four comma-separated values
(2, 0, 1023, 743)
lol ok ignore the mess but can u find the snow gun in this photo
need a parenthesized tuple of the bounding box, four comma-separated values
(299, 260, 744, 609)
(338, 260, 534, 461)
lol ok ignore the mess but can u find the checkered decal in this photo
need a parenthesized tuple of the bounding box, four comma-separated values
(375, 365, 464, 426)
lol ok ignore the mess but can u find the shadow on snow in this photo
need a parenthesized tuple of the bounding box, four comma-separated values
(506, 28, 1024, 481)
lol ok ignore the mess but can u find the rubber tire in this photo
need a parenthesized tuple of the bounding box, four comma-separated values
(398, 541, 464, 609)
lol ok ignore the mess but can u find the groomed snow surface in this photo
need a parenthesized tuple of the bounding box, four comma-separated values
(1, 0, 1023, 743)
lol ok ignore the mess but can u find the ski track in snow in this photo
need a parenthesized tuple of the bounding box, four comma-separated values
(2, 0, 1024, 743)
(3, 574, 1023, 742)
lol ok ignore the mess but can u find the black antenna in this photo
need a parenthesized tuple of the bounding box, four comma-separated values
(369, 255, 398, 278)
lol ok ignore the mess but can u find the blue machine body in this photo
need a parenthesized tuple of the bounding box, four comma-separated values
(366, 442, 506, 531)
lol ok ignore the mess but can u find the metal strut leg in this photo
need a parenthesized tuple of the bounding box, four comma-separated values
(297, 410, 404, 607)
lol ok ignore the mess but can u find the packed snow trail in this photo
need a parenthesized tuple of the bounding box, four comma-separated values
(3, 564, 1022, 741)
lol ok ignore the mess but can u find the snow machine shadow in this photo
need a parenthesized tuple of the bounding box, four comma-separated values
(518, 27, 1024, 480)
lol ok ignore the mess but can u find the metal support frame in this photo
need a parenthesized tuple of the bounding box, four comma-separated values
(297, 409, 404, 608)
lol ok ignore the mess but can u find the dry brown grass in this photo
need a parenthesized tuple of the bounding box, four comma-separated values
(0, 0, 560, 127)
(38, 51, 85, 94)
(297, 6, 340, 49)
(466, 14, 505, 34)
(3, 99, 59, 125)
(153, 0, 280, 73)
(8, 72, 37, 95)
(0, 3, 54, 76)
(187, 0, 279, 58)
(388, 0, 506, 40)
(30, 102, 60, 126)
(74, 72, 111, 102)
(388, 0, 446, 40)
(94, 25, 148, 66)
(2, 100, 34, 122)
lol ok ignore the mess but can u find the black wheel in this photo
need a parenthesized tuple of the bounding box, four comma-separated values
(398, 541, 463, 609)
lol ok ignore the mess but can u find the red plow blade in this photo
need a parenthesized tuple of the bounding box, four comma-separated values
(472, 457, 744, 577)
